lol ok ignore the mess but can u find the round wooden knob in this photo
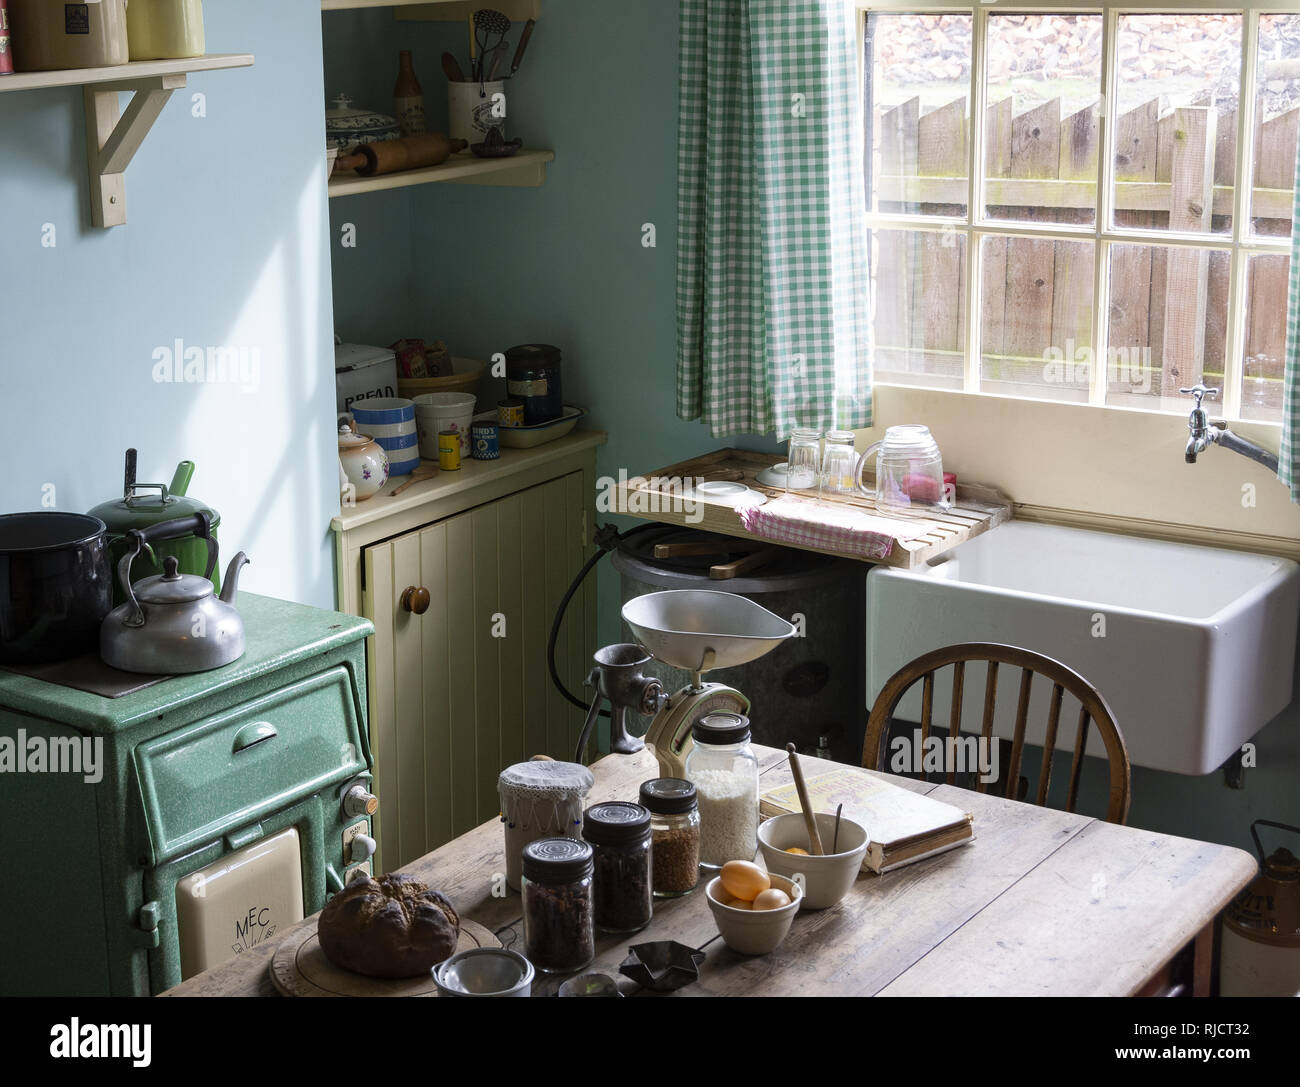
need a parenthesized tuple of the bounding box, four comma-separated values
(401, 586, 431, 615)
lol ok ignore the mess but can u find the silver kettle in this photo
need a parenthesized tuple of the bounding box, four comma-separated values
(100, 513, 250, 675)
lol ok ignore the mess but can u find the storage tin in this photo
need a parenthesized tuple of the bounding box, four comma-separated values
(471, 421, 500, 461)
(437, 430, 461, 471)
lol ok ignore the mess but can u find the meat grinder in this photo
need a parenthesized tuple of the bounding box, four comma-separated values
(575, 590, 796, 777)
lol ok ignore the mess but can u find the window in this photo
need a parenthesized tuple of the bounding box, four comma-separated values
(863, 4, 1299, 423)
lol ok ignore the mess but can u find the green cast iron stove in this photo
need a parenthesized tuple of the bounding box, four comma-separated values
(0, 593, 375, 996)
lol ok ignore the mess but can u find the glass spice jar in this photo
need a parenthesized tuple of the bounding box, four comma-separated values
(583, 801, 653, 934)
(521, 838, 595, 975)
(640, 778, 701, 898)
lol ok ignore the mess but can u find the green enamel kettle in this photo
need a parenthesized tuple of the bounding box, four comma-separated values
(87, 449, 222, 603)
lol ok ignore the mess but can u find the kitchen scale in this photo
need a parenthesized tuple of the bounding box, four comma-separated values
(575, 590, 796, 777)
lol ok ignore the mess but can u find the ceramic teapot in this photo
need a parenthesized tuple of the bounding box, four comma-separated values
(339, 424, 390, 503)
(100, 513, 249, 674)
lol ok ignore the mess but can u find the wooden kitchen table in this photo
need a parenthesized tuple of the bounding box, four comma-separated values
(162, 745, 1257, 998)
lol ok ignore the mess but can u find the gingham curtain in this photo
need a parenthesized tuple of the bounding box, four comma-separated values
(676, 0, 873, 440)
(1280, 132, 1300, 503)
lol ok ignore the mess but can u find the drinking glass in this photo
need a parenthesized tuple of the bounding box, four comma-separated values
(820, 430, 859, 496)
(785, 429, 821, 494)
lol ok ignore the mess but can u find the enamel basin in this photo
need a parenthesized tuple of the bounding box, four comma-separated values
(866, 521, 1300, 775)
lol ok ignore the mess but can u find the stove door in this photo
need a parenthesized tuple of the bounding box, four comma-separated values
(175, 827, 304, 981)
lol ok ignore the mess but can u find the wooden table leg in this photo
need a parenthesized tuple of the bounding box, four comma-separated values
(1192, 921, 1214, 997)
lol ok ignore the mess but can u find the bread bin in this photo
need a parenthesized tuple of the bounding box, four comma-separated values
(9, 0, 129, 71)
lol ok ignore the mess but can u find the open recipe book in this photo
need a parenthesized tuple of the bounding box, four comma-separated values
(760, 767, 975, 873)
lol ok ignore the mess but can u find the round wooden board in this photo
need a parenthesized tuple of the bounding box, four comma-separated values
(269, 918, 500, 997)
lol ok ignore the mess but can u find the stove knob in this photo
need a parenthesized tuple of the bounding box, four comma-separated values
(350, 834, 377, 863)
(343, 785, 378, 818)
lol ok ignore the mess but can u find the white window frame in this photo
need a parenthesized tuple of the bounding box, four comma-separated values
(856, 0, 1298, 425)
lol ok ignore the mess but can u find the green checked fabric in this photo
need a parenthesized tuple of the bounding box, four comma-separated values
(1281, 131, 1300, 503)
(677, 0, 873, 440)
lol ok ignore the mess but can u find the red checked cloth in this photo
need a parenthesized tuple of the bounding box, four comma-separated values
(738, 494, 929, 561)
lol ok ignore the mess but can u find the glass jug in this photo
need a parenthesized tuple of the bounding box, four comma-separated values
(855, 424, 948, 517)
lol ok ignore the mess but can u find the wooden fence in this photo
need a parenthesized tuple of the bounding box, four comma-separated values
(874, 94, 1298, 412)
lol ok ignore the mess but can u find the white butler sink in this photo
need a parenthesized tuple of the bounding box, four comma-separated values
(866, 521, 1300, 775)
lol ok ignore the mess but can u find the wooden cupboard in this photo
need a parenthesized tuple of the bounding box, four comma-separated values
(332, 433, 604, 870)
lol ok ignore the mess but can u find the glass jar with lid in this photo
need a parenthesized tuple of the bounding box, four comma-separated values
(640, 778, 701, 897)
(521, 837, 595, 974)
(583, 801, 653, 934)
(684, 712, 760, 870)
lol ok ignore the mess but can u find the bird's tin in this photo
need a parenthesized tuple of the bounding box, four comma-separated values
(472, 421, 500, 461)
(437, 430, 462, 471)
(497, 398, 525, 428)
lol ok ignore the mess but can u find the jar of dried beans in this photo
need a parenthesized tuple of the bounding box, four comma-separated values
(521, 837, 595, 974)
(640, 778, 700, 897)
(583, 801, 653, 934)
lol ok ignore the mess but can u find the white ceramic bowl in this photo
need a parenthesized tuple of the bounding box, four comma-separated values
(705, 873, 802, 955)
(757, 812, 869, 910)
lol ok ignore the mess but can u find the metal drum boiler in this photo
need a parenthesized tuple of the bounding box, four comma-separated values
(612, 526, 866, 763)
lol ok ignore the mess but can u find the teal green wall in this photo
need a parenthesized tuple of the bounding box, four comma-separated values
(0, 3, 338, 608)
(323, 1, 1294, 856)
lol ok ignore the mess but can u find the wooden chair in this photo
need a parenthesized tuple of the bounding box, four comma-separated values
(862, 642, 1131, 824)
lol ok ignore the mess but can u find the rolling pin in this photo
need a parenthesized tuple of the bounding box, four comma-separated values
(353, 134, 469, 177)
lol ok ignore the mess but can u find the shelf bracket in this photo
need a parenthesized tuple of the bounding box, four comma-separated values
(83, 73, 187, 228)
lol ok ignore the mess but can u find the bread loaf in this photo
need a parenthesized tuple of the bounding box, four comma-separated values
(318, 873, 460, 978)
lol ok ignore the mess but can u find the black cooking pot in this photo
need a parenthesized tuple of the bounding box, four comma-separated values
(0, 513, 113, 665)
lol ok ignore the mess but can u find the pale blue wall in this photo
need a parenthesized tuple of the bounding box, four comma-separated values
(325, 0, 1295, 855)
(0, 2, 337, 608)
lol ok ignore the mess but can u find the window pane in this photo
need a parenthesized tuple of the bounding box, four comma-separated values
(1114, 14, 1241, 236)
(868, 13, 972, 217)
(1251, 13, 1300, 239)
(1241, 252, 1291, 422)
(984, 14, 1103, 226)
(980, 235, 1094, 401)
(1105, 243, 1227, 412)
(872, 228, 967, 389)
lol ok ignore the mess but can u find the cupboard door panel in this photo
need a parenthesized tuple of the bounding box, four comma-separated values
(364, 469, 594, 865)
(470, 502, 502, 826)
(497, 493, 527, 772)
(444, 511, 478, 839)
(418, 520, 453, 855)
(391, 530, 426, 870)
(362, 543, 398, 872)
(519, 484, 551, 761)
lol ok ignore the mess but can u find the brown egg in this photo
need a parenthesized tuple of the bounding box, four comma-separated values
(752, 887, 792, 911)
(719, 860, 770, 902)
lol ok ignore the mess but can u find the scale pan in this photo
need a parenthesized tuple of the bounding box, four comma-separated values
(622, 590, 795, 673)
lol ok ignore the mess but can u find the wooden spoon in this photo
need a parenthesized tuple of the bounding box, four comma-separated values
(785, 743, 825, 855)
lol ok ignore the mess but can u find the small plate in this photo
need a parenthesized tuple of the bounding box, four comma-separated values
(755, 462, 791, 488)
(684, 482, 766, 509)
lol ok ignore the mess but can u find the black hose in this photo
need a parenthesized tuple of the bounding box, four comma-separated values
(547, 521, 658, 714)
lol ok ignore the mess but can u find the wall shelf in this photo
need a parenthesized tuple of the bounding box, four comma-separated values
(0, 54, 254, 228)
(328, 148, 553, 197)
(322, 1, 539, 19)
